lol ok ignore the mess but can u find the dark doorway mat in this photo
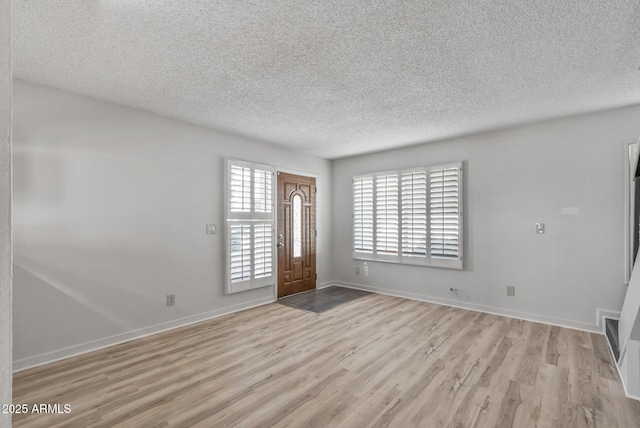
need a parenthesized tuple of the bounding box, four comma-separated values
(278, 286, 371, 314)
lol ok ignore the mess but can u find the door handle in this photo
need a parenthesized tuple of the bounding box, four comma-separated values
(277, 242, 284, 248)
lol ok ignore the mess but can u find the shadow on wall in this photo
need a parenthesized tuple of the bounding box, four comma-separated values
(12, 149, 64, 199)
(12, 250, 193, 360)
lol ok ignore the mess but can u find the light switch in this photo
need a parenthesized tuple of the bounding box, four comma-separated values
(206, 224, 217, 234)
(535, 223, 545, 234)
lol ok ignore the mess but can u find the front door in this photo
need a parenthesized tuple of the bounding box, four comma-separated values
(277, 172, 316, 298)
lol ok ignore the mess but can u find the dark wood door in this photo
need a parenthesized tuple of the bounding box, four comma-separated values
(277, 172, 316, 298)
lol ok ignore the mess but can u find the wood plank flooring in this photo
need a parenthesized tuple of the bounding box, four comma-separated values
(12, 292, 640, 427)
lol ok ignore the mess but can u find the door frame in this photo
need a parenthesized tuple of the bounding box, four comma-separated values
(274, 167, 318, 301)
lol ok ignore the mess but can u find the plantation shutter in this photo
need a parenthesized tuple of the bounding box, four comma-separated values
(401, 169, 427, 258)
(375, 173, 399, 259)
(230, 164, 251, 213)
(253, 168, 272, 214)
(226, 159, 275, 293)
(353, 176, 374, 255)
(353, 162, 463, 269)
(253, 223, 272, 279)
(429, 163, 462, 268)
(229, 224, 251, 283)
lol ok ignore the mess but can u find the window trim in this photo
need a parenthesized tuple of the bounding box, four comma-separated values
(224, 158, 276, 294)
(352, 162, 463, 270)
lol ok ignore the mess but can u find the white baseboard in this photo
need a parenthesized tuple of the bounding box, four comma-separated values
(596, 308, 621, 332)
(626, 392, 640, 401)
(317, 281, 334, 289)
(606, 337, 640, 401)
(617, 340, 640, 401)
(327, 281, 600, 334)
(13, 296, 275, 372)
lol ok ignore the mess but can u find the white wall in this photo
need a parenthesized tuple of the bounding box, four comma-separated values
(0, 0, 11, 425)
(620, 137, 640, 349)
(619, 143, 640, 398)
(332, 105, 640, 331)
(621, 260, 640, 348)
(12, 80, 333, 369)
(619, 338, 640, 399)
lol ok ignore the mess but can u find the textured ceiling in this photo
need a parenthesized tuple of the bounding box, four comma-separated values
(12, 1, 640, 159)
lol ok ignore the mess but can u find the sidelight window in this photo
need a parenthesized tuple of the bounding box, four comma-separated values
(225, 159, 275, 293)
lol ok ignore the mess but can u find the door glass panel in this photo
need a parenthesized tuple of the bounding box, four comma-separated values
(293, 194, 302, 258)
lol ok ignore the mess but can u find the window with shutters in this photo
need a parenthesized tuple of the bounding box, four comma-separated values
(353, 162, 463, 269)
(225, 159, 275, 294)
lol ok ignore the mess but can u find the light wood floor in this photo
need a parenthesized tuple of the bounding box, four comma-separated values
(13, 292, 640, 427)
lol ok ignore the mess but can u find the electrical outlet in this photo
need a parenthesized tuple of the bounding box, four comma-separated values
(355, 267, 360, 274)
(535, 223, 545, 234)
(206, 224, 217, 234)
(506, 286, 515, 297)
(363, 262, 368, 276)
(167, 294, 175, 306)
